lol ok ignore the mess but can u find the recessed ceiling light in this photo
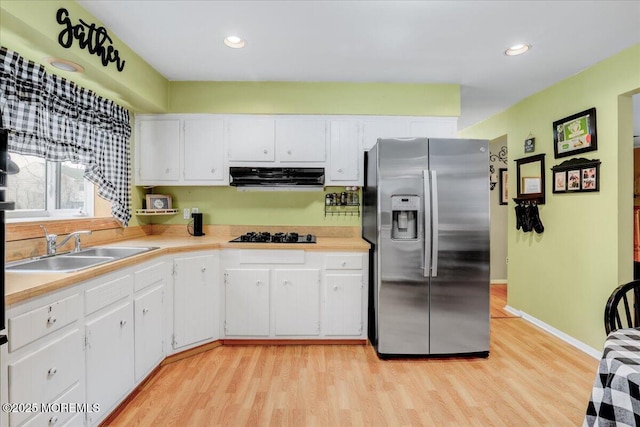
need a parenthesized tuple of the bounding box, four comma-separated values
(43, 57, 84, 73)
(505, 44, 531, 56)
(224, 35, 246, 49)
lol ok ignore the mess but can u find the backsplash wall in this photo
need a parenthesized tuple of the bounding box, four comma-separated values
(146, 186, 361, 227)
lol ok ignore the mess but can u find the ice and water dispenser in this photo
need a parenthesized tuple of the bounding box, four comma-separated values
(391, 195, 419, 240)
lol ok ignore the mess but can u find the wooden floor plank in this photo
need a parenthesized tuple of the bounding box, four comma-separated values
(105, 284, 598, 426)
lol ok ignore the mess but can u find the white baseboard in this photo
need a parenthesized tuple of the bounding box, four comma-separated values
(491, 280, 508, 285)
(503, 305, 601, 360)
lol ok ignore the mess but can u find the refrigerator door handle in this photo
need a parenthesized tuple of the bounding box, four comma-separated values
(430, 171, 439, 277)
(423, 170, 431, 277)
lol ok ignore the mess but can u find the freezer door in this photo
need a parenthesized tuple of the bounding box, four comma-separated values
(428, 138, 490, 355)
(376, 139, 430, 355)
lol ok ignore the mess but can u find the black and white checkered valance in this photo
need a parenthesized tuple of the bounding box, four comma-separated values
(0, 47, 132, 225)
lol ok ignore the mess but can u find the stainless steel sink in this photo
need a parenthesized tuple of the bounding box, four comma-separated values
(65, 246, 158, 259)
(6, 246, 159, 273)
(6, 256, 114, 273)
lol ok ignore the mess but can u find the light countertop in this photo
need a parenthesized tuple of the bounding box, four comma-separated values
(6, 233, 370, 306)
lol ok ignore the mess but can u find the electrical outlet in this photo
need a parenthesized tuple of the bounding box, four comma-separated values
(183, 208, 190, 219)
(192, 207, 199, 214)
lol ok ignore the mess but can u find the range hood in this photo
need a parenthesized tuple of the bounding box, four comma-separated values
(229, 167, 324, 191)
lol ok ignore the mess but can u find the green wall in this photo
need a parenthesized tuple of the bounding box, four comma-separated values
(460, 43, 640, 350)
(169, 81, 460, 116)
(147, 186, 361, 227)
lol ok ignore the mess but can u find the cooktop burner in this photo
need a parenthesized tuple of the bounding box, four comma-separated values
(229, 231, 316, 243)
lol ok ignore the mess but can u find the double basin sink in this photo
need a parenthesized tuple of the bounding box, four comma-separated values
(6, 246, 159, 273)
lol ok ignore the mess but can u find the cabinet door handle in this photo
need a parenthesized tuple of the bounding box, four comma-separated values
(263, 149, 268, 154)
(341, 261, 347, 267)
(120, 320, 127, 326)
(256, 280, 261, 286)
(201, 267, 207, 272)
(143, 308, 150, 314)
(49, 415, 59, 425)
(48, 367, 57, 376)
(47, 316, 57, 325)
(338, 168, 343, 173)
(333, 285, 339, 291)
(211, 168, 216, 174)
(287, 150, 292, 155)
(283, 280, 289, 285)
(165, 168, 171, 173)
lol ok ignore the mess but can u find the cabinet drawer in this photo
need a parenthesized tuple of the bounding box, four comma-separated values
(22, 382, 84, 427)
(85, 274, 133, 315)
(325, 254, 363, 270)
(134, 262, 166, 293)
(8, 330, 82, 427)
(8, 294, 80, 352)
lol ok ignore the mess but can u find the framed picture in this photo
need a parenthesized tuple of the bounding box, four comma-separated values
(499, 168, 508, 205)
(553, 108, 597, 159)
(554, 171, 566, 192)
(551, 158, 601, 194)
(145, 194, 172, 210)
(567, 170, 581, 191)
(522, 177, 541, 194)
(524, 137, 535, 153)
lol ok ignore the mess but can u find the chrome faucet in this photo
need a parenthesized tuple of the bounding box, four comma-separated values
(40, 225, 92, 255)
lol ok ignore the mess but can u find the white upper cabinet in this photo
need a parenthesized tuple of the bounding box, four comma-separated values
(361, 119, 410, 151)
(227, 117, 326, 164)
(135, 115, 227, 186)
(409, 118, 458, 138)
(183, 118, 225, 182)
(362, 117, 458, 151)
(275, 118, 327, 162)
(227, 117, 275, 162)
(328, 120, 361, 185)
(137, 119, 181, 183)
(135, 114, 456, 187)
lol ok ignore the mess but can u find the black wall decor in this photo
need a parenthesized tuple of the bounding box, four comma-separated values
(56, 8, 126, 72)
(551, 158, 601, 193)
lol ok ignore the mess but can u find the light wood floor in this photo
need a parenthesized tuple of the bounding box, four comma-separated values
(107, 284, 598, 426)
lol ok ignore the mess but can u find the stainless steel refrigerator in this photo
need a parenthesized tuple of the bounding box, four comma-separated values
(363, 137, 490, 358)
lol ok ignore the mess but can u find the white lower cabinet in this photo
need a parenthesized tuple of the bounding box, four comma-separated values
(324, 274, 364, 336)
(222, 250, 367, 340)
(173, 254, 217, 350)
(134, 285, 164, 381)
(323, 253, 366, 337)
(8, 330, 83, 427)
(224, 269, 270, 336)
(274, 269, 321, 336)
(85, 301, 134, 425)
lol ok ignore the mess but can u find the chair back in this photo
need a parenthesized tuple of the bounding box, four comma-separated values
(605, 280, 640, 334)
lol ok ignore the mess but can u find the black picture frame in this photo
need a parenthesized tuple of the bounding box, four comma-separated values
(515, 153, 545, 204)
(499, 168, 508, 205)
(551, 158, 601, 193)
(553, 108, 597, 159)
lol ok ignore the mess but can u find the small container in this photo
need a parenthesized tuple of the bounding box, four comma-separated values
(340, 192, 347, 205)
(332, 193, 338, 206)
(325, 194, 332, 206)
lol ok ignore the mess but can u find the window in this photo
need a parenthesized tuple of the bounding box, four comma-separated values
(6, 153, 94, 219)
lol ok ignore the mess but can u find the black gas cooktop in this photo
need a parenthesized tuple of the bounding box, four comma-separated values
(229, 231, 316, 243)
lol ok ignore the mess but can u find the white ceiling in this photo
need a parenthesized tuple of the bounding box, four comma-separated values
(77, 0, 640, 130)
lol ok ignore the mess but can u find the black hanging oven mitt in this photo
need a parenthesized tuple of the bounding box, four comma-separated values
(515, 203, 524, 230)
(522, 204, 533, 232)
(530, 203, 544, 233)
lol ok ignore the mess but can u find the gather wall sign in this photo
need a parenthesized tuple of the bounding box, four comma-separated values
(56, 8, 126, 72)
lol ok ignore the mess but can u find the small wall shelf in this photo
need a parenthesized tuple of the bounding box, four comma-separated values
(135, 209, 179, 216)
(324, 204, 360, 217)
